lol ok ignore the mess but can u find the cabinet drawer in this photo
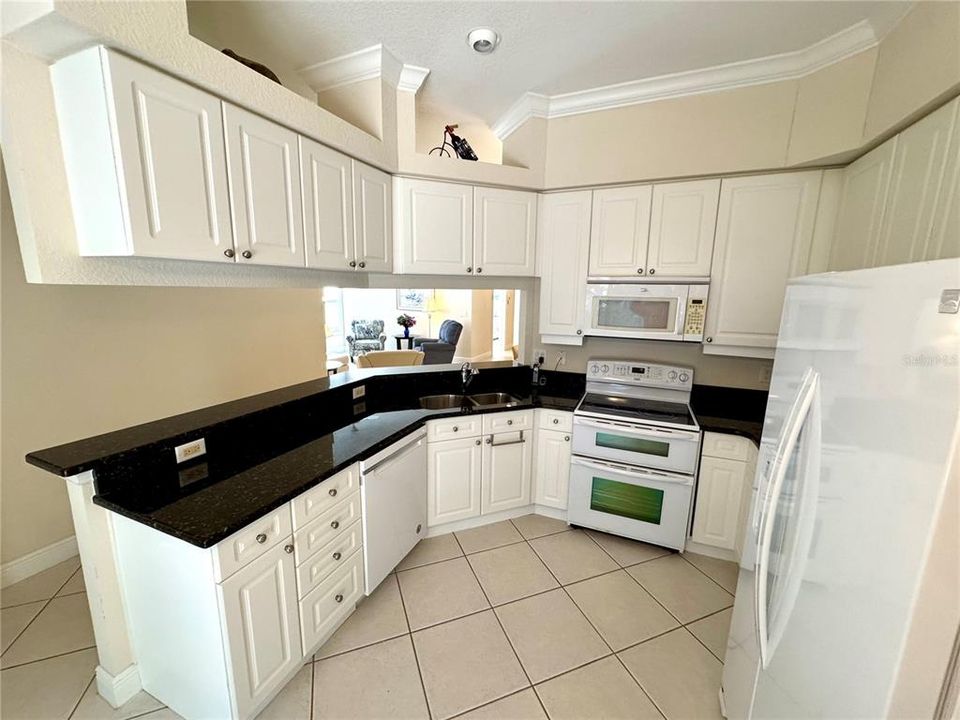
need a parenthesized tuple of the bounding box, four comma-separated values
(483, 409, 533, 434)
(427, 416, 482, 441)
(537, 409, 573, 432)
(294, 493, 361, 565)
(213, 504, 292, 582)
(291, 464, 359, 530)
(300, 549, 364, 655)
(702, 431, 753, 462)
(296, 520, 363, 599)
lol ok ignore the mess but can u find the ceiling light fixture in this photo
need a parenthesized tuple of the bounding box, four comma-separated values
(467, 27, 500, 54)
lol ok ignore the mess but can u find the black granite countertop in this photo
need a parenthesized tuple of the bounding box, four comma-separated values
(691, 384, 768, 445)
(27, 365, 584, 548)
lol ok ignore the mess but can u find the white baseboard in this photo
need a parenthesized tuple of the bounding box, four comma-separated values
(425, 505, 569, 538)
(1, 535, 79, 588)
(96, 663, 142, 709)
(684, 538, 739, 562)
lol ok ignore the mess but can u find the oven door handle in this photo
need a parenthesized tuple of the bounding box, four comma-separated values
(573, 416, 699, 440)
(571, 456, 694, 486)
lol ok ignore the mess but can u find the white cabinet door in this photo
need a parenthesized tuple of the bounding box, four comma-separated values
(533, 429, 571, 510)
(929, 98, 960, 261)
(704, 172, 822, 357)
(427, 436, 482, 526)
(473, 187, 537, 276)
(876, 97, 959, 267)
(223, 104, 305, 267)
(218, 542, 301, 719)
(829, 139, 896, 271)
(104, 49, 234, 262)
(394, 178, 473, 275)
(647, 179, 720, 279)
(691, 456, 748, 551)
(588, 185, 653, 277)
(481, 431, 533, 515)
(300, 137, 353, 271)
(353, 161, 392, 272)
(537, 192, 592, 344)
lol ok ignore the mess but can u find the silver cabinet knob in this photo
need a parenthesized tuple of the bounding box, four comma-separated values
(507, 419, 513, 425)
(485, 437, 492, 444)
(576, 329, 583, 335)
(329, 488, 338, 497)
(475, 439, 481, 446)
(331, 520, 340, 530)
(452, 426, 458, 432)
(223, 248, 235, 258)
(333, 551, 342, 561)
(706, 337, 713, 343)
(564, 435, 570, 441)
(637, 268, 644, 274)
(241, 250, 253, 259)
(358, 261, 366, 268)
(349, 260, 357, 268)
(553, 418, 559, 424)
(284, 544, 294, 554)
(466, 267, 472, 273)
(256, 533, 267, 544)
(416, 523, 422, 534)
(648, 268, 656, 275)
(335, 593, 344, 603)
(476, 267, 482, 274)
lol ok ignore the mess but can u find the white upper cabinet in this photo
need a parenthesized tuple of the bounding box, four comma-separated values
(473, 187, 537, 276)
(300, 137, 353, 271)
(647, 179, 720, 279)
(353, 161, 393, 272)
(704, 171, 822, 358)
(829, 138, 896, 271)
(537, 192, 593, 344)
(588, 185, 652, 277)
(394, 178, 473, 275)
(876, 97, 959, 267)
(223, 103, 305, 268)
(52, 47, 235, 262)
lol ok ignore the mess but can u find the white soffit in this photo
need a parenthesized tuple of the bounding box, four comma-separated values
(491, 20, 878, 139)
(299, 43, 430, 94)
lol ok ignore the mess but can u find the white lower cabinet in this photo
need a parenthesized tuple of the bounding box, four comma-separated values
(481, 427, 533, 514)
(299, 549, 364, 654)
(691, 432, 757, 557)
(427, 434, 483, 525)
(532, 428, 571, 510)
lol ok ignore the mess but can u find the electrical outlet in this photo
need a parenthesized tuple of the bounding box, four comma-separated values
(174, 438, 206, 464)
(533, 348, 546, 365)
(352, 385, 365, 400)
(557, 351, 566, 367)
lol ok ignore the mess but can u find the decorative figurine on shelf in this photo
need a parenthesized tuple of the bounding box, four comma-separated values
(429, 124, 479, 160)
(397, 313, 417, 338)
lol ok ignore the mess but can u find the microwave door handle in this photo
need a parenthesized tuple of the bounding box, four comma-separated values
(571, 457, 693, 485)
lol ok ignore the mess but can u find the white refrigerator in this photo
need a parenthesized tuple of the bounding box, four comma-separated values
(721, 259, 960, 719)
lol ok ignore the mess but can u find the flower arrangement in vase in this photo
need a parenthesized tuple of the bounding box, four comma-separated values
(397, 313, 417, 338)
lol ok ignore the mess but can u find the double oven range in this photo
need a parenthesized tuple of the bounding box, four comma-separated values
(568, 360, 702, 551)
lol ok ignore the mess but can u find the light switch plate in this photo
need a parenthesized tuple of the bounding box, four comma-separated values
(174, 438, 206, 464)
(352, 385, 365, 399)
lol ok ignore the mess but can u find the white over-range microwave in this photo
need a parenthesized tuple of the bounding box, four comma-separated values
(585, 283, 708, 342)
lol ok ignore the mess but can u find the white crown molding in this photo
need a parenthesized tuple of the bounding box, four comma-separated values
(492, 20, 879, 139)
(299, 44, 428, 94)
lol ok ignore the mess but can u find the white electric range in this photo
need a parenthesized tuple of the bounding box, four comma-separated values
(568, 359, 701, 551)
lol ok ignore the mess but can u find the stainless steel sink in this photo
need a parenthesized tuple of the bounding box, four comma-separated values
(468, 392, 521, 408)
(419, 394, 468, 410)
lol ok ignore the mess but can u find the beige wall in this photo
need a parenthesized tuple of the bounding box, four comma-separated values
(0, 162, 328, 565)
(317, 78, 383, 139)
(415, 103, 503, 165)
(468, 290, 494, 361)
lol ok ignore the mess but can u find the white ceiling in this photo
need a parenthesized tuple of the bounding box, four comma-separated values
(187, 1, 912, 127)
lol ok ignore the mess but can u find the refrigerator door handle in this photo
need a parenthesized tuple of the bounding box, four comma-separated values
(754, 368, 821, 669)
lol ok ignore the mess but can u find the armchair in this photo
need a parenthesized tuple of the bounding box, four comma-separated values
(413, 320, 463, 365)
(346, 319, 387, 360)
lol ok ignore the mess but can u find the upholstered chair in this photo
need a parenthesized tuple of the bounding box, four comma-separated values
(413, 320, 464, 364)
(346, 319, 387, 359)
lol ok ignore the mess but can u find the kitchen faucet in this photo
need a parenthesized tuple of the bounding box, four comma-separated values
(460, 362, 479, 391)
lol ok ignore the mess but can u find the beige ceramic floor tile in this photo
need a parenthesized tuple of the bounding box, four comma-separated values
(455, 521, 524, 555)
(398, 557, 489, 630)
(467, 543, 558, 606)
(534, 656, 661, 720)
(687, 608, 734, 661)
(627, 555, 733, 623)
(317, 574, 408, 658)
(258, 664, 312, 720)
(683, 553, 740, 594)
(71, 680, 164, 720)
(510, 514, 569, 540)
(495, 589, 609, 683)
(1, 558, 80, 609)
(413, 610, 528, 720)
(565, 571, 678, 651)
(2, 593, 95, 668)
(528, 530, 618, 585)
(585, 530, 672, 567)
(134, 709, 185, 719)
(619, 628, 724, 720)
(314, 635, 428, 719)
(456, 688, 547, 720)
(56, 569, 86, 597)
(0, 647, 96, 719)
(1, 601, 44, 653)
(396, 534, 464, 571)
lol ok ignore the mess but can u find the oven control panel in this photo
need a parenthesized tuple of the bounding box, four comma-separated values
(586, 359, 694, 389)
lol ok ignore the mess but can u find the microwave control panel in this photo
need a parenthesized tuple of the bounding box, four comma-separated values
(586, 360, 693, 390)
(684, 297, 707, 339)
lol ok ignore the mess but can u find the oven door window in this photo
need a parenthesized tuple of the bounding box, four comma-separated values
(595, 298, 676, 332)
(590, 476, 664, 525)
(595, 431, 670, 458)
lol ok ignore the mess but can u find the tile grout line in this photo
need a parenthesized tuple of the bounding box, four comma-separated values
(309, 648, 316, 720)
(393, 574, 433, 720)
(0, 644, 99, 672)
(66, 674, 96, 720)
(1, 566, 84, 664)
(678, 553, 738, 597)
